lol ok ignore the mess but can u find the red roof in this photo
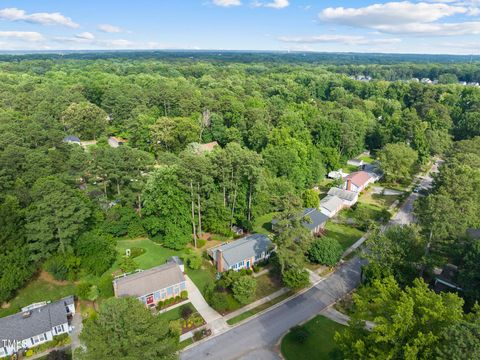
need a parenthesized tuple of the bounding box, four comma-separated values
(199, 141, 218, 152)
(345, 171, 372, 187)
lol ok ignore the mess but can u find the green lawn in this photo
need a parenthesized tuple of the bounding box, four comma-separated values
(324, 222, 365, 250)
(185, 260, 216, 294)
(254, 273, 282, 299)
(357, 154, 374, 164)
(157, 303, 196, 323)
(114, 238, 185, 270)
(0, 278, 77, 318)
(281, 315, 345, 360)
(252, 212, 277, 235)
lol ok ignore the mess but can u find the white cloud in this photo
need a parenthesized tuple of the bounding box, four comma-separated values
(0, 7, 79, 28)
(76, 32, 95, 40)
(213, 0, 242, 7)
(98, 24, 122, 33)
(319, 2, 466, 27)
(0, 31, 43, 42)
(278, 34, 401, 46)
(375, 21, 480, 35)
(253, 0, 289, 8)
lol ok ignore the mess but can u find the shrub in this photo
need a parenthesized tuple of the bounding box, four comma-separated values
(76, 282, 92, 300)
(252, 264, 260, 273)
(180, 290, 188, 299)
(197, 238, 206, 248)
(246, 269, 253, 275)
(127, 221, 146, 238)
(129, 247, 146, 259)
(308, 237, 343, 266)
(169, 319, 182, 337)
(209, 292, 229, 312)
(44, 255, 79, 281)
(75, 232, 116, 276)
(232, 276, 257, 304)
(181, 305, 193, 319)
(186, 253, 202, 270)
(290, 325, 310, 344)
(98, 273, 114, 298)
(156, 301, 164, 310)
(282, 267, 310, 289)
(118, 256, 138, 273)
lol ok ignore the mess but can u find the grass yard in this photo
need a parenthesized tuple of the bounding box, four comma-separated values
(357, 154, 374, 164)
(114, 238, 185, 270)
(157, 303, 196, 323)
(0, 277, 77, 318)
(254, 273, 283, 299)
(252, 212, 277, 235)
(281, 315, 345, 360)
(324, 222, 364, 251)
(185, 259, 216, 294)
(359, 189, 400, 209)
(226, 290, 294, 325)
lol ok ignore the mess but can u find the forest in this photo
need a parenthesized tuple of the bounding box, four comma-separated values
(0, 54, 480, 358)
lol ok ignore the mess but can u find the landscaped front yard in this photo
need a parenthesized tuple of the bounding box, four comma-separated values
(323, 222, 365, 251)
(281, 315, 345, 360)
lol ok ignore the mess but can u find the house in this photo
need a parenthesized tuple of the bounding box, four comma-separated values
(0, 296, 75, 357)
(113, 262, 186, 308)
(327, 187, 358, 207)
(319, 195, 344, 218)
(433, 264, 462, 293)
(327, 169, 348, 180)
(300, 208, 329, 236)
(108, 136, 127, 148)
(208, 234, 274, 273)
(62, 135, 81, 145)
(343, 171, 374, 193)
(198, 141, 218, 153)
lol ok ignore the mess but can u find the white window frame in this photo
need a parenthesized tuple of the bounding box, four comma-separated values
(55, 324, 64, 334)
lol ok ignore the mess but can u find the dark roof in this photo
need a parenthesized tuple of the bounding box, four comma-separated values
(467, 228, 480, 240)
(0, 296, 73, 341)
(113, 262, 185, 298)
(63, 135, 80, 143)
(210, 234, 273, 268)
(301, 208, 329, 231)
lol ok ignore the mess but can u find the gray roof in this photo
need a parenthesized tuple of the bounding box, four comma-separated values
(467, 228, 480, 240)
(63, 135, 80, 143)
(113, 262, 185, 298)
(327, 187, 358, 202)
(301, 208, 329, 231)
(0, 296, 74, 342)
(320, 195, 344, 213)
(211, 234, 273, 268)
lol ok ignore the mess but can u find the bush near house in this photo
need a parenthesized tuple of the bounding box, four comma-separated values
(308, 238, 343, 266)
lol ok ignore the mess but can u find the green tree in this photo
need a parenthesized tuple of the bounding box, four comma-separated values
(150, 116, 200, 153)
(336, 276, 465, 360)
(232, 276, 257, 304)
(302, 189, 319, 208)
(78, 297, 178, 360)
(308, 237, 343, 266)
(61, 101, 108, 140)
(436, 320, 480, 359)
(75, 232, 117, 276)
(378, 142, 418, 183)
(142, 166, 191, 249)
(25, 177, 92, 260)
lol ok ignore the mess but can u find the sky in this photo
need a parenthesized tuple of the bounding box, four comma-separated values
(0, 0, 479, 54)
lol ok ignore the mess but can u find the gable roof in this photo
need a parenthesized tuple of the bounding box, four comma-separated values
(198, 141, 218, 152)
(327, 187, 358, 202)
(0, 296, 73, 342)
(345, 171, 372, 187)
(210, 234, 273, 268)
(63, 135, 80, 143)
(320, 195, 344, 213)
(301, 208, 329, 231)
(113, 262, 185, 298)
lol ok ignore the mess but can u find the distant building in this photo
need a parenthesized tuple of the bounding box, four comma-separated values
(327, 187, 358, 207)
(327, 169, 348, 180)
(108, 136, 127, 148)
(197, 141, 219, 153)
(347, 159, 364, 168)
(433, 264, 462, 293)
(63, 135, 81, 145)
(319, 195, 344, 218)
(0, 296, 75, 357)
(113, 262, 186, 308)
(208, 234, 274, 273)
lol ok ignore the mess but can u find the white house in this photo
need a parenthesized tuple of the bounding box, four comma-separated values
(327, 187, 358, 207)
(0, 296, 75, 357)
(319, 195, 344, 218)
(327, 169, 348, 180)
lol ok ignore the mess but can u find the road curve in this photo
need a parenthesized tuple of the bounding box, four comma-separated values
(181, 257, 364, 360)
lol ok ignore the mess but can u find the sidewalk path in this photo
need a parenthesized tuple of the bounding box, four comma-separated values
(185, 275, 228, 334)
(320, 307, 350, 326)
(224, 288, 290, 321)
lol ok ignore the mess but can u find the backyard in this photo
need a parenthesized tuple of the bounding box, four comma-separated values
(281, 315, 345, 360)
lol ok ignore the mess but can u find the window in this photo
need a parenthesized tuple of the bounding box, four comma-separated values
(154, 291, 160, 300)
(180, 282, 186, 290)
(161, 291, 166, 299)
(167, 287, 173, 295)
(55, 325, 64, 334)
(31, 334, 46, 345)
(174, 286, 179, 295)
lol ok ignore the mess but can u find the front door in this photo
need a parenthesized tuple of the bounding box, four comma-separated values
(146, 294, 154, 306)
(246, 260, 250, 268)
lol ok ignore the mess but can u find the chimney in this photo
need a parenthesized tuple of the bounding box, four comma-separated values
(346, 179, 352, 191)
(216, 249, 223, 273)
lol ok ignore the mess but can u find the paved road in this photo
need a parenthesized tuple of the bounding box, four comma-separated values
(181, 257, 364, 360)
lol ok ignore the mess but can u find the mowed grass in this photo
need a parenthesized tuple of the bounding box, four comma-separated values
(324, 222, 365, 250)
(281, 315, 345, 360)
(254, 273, 283, 299)
(114, 238, 185, 270)
(157, 303, 196, 323)
(0, 277, 76, 318)
(252, 212, 277, 235)
(359, 189, 400, 209)
(185, 259, 216, 294)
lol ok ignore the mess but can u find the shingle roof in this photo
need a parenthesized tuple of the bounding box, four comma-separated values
(113, 262, 185, 298)
(63, 135, 80, 143)
(345, 171, 372, 187)
(327, 187, 358, 202)
(0, 296, 73, 342)
(301, 208, 329, 231)
(211, 234, 273, 268)
(320, 195, 344, 213)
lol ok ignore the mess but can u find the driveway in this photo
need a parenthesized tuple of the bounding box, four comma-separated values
(181, 257, 364, 360)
